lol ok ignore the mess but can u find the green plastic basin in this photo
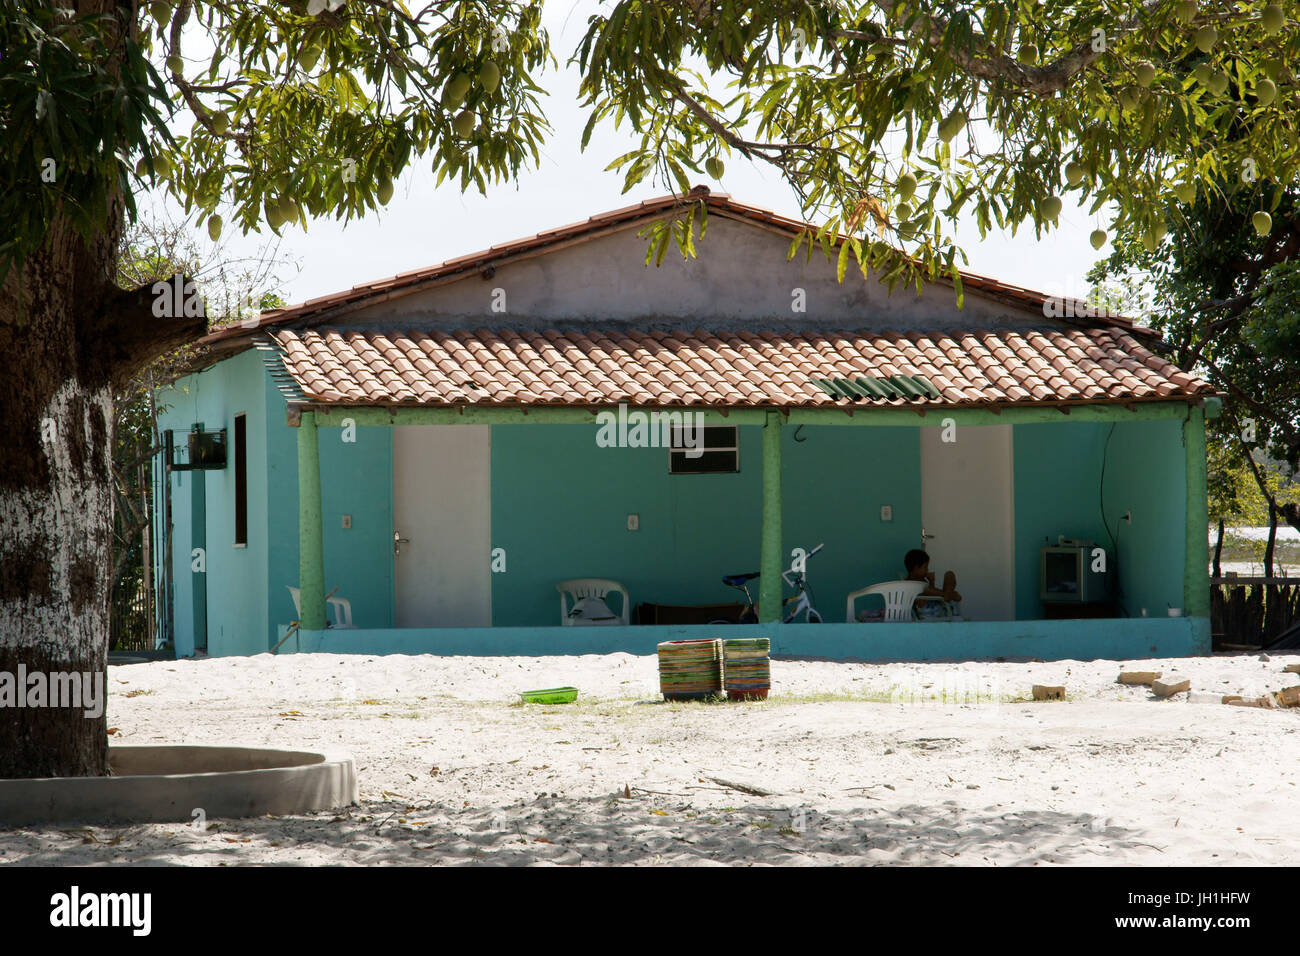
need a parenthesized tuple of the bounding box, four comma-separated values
(520, 686, 579, 705)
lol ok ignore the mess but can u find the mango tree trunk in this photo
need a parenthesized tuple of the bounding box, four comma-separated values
(0, 210, 204, 778)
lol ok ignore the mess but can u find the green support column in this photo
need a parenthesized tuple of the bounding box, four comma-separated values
(1184, 405, 1209, 619)
(759, 410, 784, 623)
(297, 410, 327, 630)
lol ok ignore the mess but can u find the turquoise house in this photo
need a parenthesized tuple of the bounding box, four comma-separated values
(153, 189, 1216, 661)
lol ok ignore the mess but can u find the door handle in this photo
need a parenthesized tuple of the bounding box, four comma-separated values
(393, 531, 410, 555)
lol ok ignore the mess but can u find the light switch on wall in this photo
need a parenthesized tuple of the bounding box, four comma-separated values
(880, 505, 893, 522)
(341, 514, 352, 529)
(627, 514, 639, 531)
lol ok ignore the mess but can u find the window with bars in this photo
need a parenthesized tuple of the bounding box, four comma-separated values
(669, 424, 739, 474)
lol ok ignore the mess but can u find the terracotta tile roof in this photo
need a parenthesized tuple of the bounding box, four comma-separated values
(270, 325, 1209, 410)
(203, 187, 1156, 348)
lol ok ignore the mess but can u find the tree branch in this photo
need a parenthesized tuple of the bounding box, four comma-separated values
(86, 276, 209, 390)
(871, 0, 1172, 96)
(1179, 292, 1259, 368)
(167, 0, 250, 146)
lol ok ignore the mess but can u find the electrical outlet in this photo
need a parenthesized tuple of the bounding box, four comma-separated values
(341, 514, 352, 529)
(880, 505, 893, 522)
(627, 514, 639, 531)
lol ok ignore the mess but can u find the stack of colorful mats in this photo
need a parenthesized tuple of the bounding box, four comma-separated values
(657, 639, 723, 701)
(722, 637, 771, 700)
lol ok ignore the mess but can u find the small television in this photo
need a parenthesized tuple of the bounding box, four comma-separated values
(1040, 542, 1108, 604)
(171, 427, 227, 471)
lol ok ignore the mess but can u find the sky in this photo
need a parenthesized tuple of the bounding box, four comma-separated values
(145, 0, 1117, 312)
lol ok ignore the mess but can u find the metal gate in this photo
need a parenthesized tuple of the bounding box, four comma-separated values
(108, 442, 173, 652)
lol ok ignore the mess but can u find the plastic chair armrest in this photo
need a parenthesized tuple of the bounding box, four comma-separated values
(845, 586, 875, 623)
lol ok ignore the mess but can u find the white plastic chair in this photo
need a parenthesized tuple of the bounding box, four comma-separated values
(846, 580, 926, 623)
(286, 585, 355, 628)
(557, 578, 630, 626)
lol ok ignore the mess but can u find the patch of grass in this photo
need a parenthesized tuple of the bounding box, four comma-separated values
(769, 686, 1008, 706)
(768, 689, 891, 705)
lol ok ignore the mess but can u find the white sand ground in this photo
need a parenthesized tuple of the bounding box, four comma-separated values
(2, 651, 1299, 866)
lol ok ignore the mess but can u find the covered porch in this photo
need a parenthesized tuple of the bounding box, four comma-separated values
(282, 400, 1213, 661)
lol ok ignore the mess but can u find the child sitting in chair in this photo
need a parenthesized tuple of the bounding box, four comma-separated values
(904, 549, 961, 607)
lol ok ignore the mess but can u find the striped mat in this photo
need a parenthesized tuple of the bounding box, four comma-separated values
(722, 637, 771, 701)
(658, 639, 723, 701)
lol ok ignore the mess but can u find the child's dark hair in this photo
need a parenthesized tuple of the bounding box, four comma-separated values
(904, 549, 930, 573)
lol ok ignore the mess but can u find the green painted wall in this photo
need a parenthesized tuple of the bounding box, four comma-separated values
(265, 393, 395, 644)
(1012, 419, 1188, 621)
(781, 425, 921, 622)
(284, 616, 1211, 660)
(156, 349, 269, 657)
(159, 353, 395, 655)
(190, 470, 207, 649)
(321, 424, 395, 630)
(488, 424, 760, 625)
(1105, 418, 1188, 617)
(487, 423, 920, 626)
(1012, 422, 1109, 620)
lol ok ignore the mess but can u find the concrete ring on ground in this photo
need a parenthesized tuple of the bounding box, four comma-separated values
(0, 746, 359, 826)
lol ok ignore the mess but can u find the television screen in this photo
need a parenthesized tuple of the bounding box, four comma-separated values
(186, 429, 227, 469)
(1044, 550, 1079, 595)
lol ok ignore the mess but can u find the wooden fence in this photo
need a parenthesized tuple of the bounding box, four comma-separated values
(1211, 577, 1300, 649)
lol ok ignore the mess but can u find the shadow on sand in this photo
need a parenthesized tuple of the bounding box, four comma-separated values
(3, 794, 1167, 866)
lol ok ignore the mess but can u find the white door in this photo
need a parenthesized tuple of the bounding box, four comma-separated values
(920, 424, 1015, 621)
(392, 425, 492, 626)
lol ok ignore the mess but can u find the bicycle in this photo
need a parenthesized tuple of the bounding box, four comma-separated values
(709, 572, 761, 624)
(708, 543, 825, 624)
(781, 543, 824, 623)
